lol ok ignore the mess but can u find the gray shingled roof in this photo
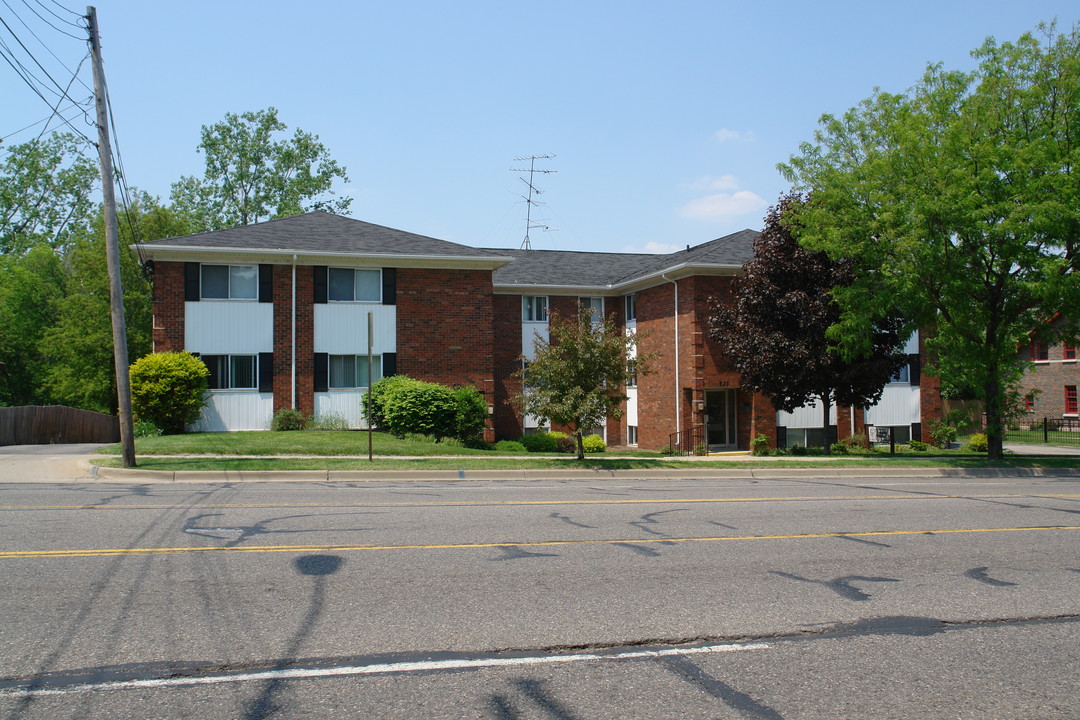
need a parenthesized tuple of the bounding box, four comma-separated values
(487, 228, 759, 288)
(143, 211, 508, 258)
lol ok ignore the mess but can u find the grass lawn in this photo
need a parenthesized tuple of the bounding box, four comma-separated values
(89, 430, 1080, 471)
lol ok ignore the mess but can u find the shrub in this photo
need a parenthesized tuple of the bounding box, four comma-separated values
(927, 419, 958, 449)
(841, 434, 869, 451)
(909, 440, 929, 452)
(309, 413, 349, 431)
(404, 432, 437, 444)
(129, 352, 209, 434)
(437, 436, 464, 447)
(495, 440, 528, 453)
(658, 445, 676, 455)
(380, 377, 458, 438)
(965, 433, 989, 453)
(271, 407, 306, 431)
(452, 385, 488, 442)
(362, 375, 416, 430)
(132, 420, 162, 439)
(519, 432, 558, 453)
(463, 437, 494, 450)
(830, 441, 849, 455)
(750, 433, 770, 456)
(552, 433, 577, 454)
(790, 443, 807, 456)
(693, 442, 708, 456)
(582, 434, 606, 453)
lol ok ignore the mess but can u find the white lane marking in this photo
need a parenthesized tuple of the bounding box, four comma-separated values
(2, 642, 769, 697)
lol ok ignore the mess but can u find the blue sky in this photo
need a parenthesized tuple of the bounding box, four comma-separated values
(3, 1, 1077, 254)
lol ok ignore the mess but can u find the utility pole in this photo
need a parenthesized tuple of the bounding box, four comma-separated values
(87, 6, 135, 467)
(510, 154, 556, 250)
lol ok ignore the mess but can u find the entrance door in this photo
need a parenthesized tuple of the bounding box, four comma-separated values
(705, 389, 737, 449)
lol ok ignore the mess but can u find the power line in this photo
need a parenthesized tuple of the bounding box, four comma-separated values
(31, 0, 83, 29)
(44, 0, 81, 19)
(16, 0, 81, 39)
(0, 10, 87, 104)
(3, 0, 91, 91)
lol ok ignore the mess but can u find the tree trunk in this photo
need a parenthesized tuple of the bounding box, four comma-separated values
(822, 390, 832, 455)
(575, 430, 585, 461)
(984, 377, 1005, 461)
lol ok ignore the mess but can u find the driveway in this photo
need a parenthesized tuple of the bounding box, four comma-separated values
(0, 443, 106, 483)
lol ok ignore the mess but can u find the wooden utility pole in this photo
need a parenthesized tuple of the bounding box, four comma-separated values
(87, 6, 135, 467)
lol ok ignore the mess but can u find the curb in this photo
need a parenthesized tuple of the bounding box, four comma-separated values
(89, 465, 1080, 483)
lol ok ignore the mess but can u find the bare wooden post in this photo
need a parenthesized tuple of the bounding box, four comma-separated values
(367, 311, 373, 462)
(88, 6, 135, 467)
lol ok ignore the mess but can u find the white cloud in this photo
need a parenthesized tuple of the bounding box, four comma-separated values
(677, 190, 767, 220)
(713, 128, 755, 143)
(621, 241, 682, 254)
(687, 174, 741, 192)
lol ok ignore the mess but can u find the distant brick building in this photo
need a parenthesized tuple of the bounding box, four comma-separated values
(139, 212, 942, 449)
(1015, 334, 1080, 421)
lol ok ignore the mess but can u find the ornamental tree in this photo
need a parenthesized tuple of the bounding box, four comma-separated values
(513, 304, 650, 460)
(708, 193, 908, 452)
(779, 24, 1080, 459)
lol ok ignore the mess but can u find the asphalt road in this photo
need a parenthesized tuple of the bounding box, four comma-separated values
(0, 474, 1077, 719)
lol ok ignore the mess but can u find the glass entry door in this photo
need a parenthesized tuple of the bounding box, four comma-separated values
(705, 389, 737, 449)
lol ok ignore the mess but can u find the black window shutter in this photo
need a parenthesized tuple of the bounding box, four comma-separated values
(776, 426, 787, 449)
(185, 262, 200, 301)
(382, 268, 396, 305)
(258, 352, 273, 392)
(314, 266, 328, 304)
(911, 422, 922, 443)
(314, 352, 329, 392)
(827, 425, 838, 447)
(382, 352, 396, 378)
(259, 265, 273, 303)
(908, 353, 920, 386)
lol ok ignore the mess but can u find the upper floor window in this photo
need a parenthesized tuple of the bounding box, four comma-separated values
(888, 364, 910, 384)
(523, 296, 548, 322)
(201, 264, 257, 300)
(625, 294, 637, 322)
(579, 296, 604, 319)
(1064, 343, 1076, 361)
(328, 268, 381, 302)
(1031, 342, 1049, 362)
(328, 354, 382, 389)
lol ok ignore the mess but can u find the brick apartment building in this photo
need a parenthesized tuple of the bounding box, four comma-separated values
(1016, 334, 1080, 421)
(139, 211, 940, 450)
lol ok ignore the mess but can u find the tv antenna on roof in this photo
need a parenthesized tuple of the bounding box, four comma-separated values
(510, 154, 556, 250)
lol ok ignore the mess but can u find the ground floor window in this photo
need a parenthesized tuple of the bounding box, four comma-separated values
(1066, 385, 1077, 416)
(328, 355, 382, 389)
(202, 354, 257, 390)
(627, 425, 638, 445)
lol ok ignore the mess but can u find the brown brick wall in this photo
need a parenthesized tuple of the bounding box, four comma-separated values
(493, 294, 524, 440)
(397, 268, 496, 441)
(636, 282, 678, 449)
(919, 331, 943, 427)
(151, 261, 185, 353)
(272, 265, 315, 417)
(1016, 341, 1080, 418)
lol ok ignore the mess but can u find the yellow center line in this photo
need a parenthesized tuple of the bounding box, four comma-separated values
(2, 525, 1078, 559)
(2, 493, 1079, 512)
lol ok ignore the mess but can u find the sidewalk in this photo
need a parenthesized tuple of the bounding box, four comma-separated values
(0, 443, 1076, 484)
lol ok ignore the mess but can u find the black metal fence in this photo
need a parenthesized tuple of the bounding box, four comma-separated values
(1004, 417, 1080, 447)
(668, 425, 706, 455)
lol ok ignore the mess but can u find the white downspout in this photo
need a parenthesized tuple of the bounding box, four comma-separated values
(662, 273, 680, 437)
(291, 255, 297, 409)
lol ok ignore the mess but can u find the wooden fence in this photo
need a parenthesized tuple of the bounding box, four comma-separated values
(0, 405, 120, 446)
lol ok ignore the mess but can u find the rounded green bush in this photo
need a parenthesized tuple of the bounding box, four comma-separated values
(381, 379, 457, 438)
(582, 433, 606, 453)
(271, 407, 306, 431)
(519, 432, 558, 452)
(129, 352, 209, 434)
(452, 385, 488, 441)
(965, 433, 989, 452)
(363, 375, 417, 429)
(495, 440, 528, 453)
(751, 433, 770, 456)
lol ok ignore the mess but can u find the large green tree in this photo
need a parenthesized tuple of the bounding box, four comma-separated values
(709, 194, 908, 452)
(0, 246, 66, 405)
(513, 305, 650, 459)
(39, 193, 185, 413)
(171, 107, 351, 231)
(0, 132, 98, 254)
(779, 24, 1080, 460)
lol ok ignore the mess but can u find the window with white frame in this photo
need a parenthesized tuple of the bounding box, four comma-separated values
(888, 364, 910, 384)
(202, 354, 257, 390)
(328, 355, 382, 389)
(523, 296, 548, 322)
(625, 293, 637, 322)
(579, 296, 603, 319)
(328, 268, 381, 302)
(627, 425, 638, 445)
(200, 265, 257, 300)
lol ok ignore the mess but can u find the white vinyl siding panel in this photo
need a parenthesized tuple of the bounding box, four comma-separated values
(777, 399, 837, 429)
(626, 387, 638, 426)
(314, 304, 396, 355)
(864, 385, 921, 427)
(190, 391, 273, 432)
(522, 322, 547, 362)
(185, 302, 273, 354)
(314, 391, 371, 429)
